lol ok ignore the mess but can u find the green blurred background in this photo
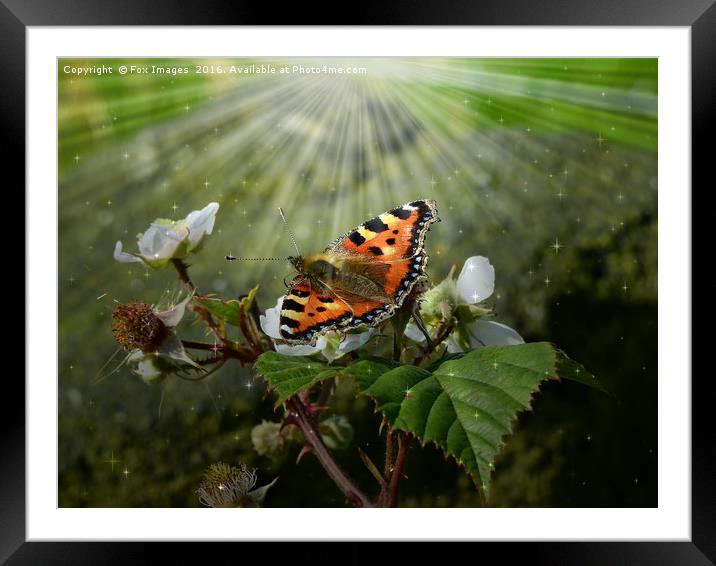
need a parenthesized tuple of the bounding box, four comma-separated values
(58, 58, 657, 507)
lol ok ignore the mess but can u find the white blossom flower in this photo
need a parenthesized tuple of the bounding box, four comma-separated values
(405, 255, 523, 352)
(113, 295, 200, 382)
(113, 202, 219, 267)
(260, 296, 373, 362)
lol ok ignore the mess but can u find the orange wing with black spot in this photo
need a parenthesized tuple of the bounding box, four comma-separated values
(278, 280, 351, 342)
(327, 199, 439, 314)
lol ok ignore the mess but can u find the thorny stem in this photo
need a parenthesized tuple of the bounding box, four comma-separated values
(181, 340, 258, 363)
(286, 396, 373, 508)
(384, 425, 394, 478)
(413, 322, 454, 366)
(171, 258, 195, 292)
(315, 377, 334, 412)
(383, 432, 412, 508)
(171, 258, 225, 344)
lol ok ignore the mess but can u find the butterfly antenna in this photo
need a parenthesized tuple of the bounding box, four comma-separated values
(225, 255, 283, 261)
(278, 207, 302, 256)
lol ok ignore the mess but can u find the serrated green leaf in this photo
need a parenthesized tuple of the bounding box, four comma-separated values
(254, 352, 340, 406)
(342, 342, 599, 498)
(335, 357, 398, 391)
(196, 297, 243, 326)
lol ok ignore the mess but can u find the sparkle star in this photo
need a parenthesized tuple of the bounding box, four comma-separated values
(122, 468, 131, 478)
(73, 154, 80, 164)
(171, 203, 178, 213)
(551, 237, 563, 254)
(595, 132, 607, 147)
(104, 450, 120, 472)
(203, 179, 211, 189)
(430, 175, 439, 189)
(123, 150, 130, 160)
(544, 276, 552, 287)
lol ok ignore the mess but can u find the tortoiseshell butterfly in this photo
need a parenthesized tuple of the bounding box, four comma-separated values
(278, 199, 439, 345)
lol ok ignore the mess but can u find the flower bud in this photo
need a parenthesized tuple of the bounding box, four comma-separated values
(251, 421, 285, 456)
(111, 303, 166, 352)
(419, 277, 459, 324)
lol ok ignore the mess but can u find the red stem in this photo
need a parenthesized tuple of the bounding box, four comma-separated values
(384, 432, 412, 507)
(286, 397, 372, 508)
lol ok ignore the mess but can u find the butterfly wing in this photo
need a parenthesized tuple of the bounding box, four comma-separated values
(278, 279, 354, 343)
(327, 199, 439, 309)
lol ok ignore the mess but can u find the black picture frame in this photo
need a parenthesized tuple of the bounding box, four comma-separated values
(7, 1, 705, 562)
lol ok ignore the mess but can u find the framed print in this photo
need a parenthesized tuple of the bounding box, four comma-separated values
(8, 1, 705, 563)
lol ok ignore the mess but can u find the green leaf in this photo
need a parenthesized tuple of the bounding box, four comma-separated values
(196, 297, 243, 327)
(254, 352, 340, 406)
(342, 342, 600, 498)
(239, 285, 259, 315)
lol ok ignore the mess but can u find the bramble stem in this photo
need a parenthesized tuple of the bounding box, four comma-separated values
(171, 258, 225, 344)
(286, 396, 373, 508)
(181, 340, 258, 364)
(383, 432, 412, 507)
(171, 258, 195, 292)
(413, 322, 454, 366)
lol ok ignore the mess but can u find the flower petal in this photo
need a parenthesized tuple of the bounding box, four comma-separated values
(446, 337, 464, 354)
(155, 295, 191, 328)
(404, 322, 427, 343)
(186, 202, 220, 248)
(468, 320, 525, 348)
(134, 355, 165, 383)
(260, 297, 283, 340)
(113, 241, 142, 263)
(456, 256, 495, 304)
(336, 329, 374, 356)
(137, 224, 183, 260)
(275, 341, 324, 356)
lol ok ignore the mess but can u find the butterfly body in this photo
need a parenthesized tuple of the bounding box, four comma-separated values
(280, 199, 439, 344)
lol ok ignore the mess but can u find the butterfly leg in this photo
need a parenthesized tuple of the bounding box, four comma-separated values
(411, 303, 433, 351)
